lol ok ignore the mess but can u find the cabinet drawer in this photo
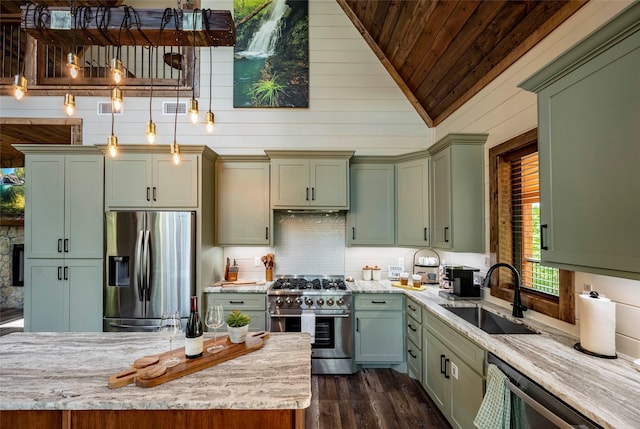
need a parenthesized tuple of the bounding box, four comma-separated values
(407, 338, 422, 380)
(207, 293, 266, 311)
(355, 294, 404, 310)
(426, 311, 485, 375)
(407, 318, 422, 349)
(406, 299, 423, 322)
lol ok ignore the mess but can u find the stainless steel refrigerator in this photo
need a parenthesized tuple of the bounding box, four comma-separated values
(103, 211, 195, 332)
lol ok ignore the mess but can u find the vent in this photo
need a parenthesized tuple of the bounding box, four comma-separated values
(97, 102, 123, 115)
(163, 101, 187, 115)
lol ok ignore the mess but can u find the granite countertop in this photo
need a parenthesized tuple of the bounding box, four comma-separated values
(349, 280, 640, 429)
(0, 332, 311, 411)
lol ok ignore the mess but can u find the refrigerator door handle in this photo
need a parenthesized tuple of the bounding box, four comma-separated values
(135, 230, 145, 301)
(143, 230, 151, 300)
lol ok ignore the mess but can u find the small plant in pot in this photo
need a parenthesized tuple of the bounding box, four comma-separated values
(226, 310, 251, 343)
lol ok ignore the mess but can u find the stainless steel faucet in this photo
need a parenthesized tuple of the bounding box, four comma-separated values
(483, 263, 527, 318)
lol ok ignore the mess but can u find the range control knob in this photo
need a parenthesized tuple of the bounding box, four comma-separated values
(317, 298, 325, 306)
(295, 297, 303, 306)
(326, 298, 334, 306)
(336, 297, 344, 306)
(304, 297, 313, 306)
(285, 297, 293, 306)
(275, 297, 283, 307)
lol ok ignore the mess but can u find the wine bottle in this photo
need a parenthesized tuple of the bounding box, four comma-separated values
(185, 296, 203, 359)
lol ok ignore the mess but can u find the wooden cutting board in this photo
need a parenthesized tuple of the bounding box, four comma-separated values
(213, 280, 266, 286)
(108, 332, 268, 389)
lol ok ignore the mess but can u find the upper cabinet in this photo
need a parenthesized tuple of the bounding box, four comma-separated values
(396, 154, 430, 247)
(266, 151, 354, 209)
(428, 134, 486, 252)
(104, 149, 198, 209)
(519, 2, 640, 280)
(216, 158, 271, 245)
(347, 161, 395, 246)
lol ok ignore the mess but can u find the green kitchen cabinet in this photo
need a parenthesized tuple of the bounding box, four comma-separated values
(206, 293, 267, 332)
(424, 311, 485, 429)
(354, 294, 405, 364)
(216, 158, 271, 245)
(267, 151, 353, 209)
(406, 298, 423, 381)
(25, 258, 103, 332)
(428, 134, 486, 252)
(104, 152, 198, 209)
(519, 2, 640, 280)
(347, 162, 395, 245)
(396, 153, 430, 246)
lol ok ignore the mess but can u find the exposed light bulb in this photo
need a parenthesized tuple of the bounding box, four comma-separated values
(107, 134, 118, 157)
(206, 111, 215, 134)
(64, 93, 75, 116)
(146, 121, 156, 144)
(12, 74, 27, 100)
(111, 87, 123, 112)
(67, 53, 79, 79)
(188, 98, 199, 124)
(171, 141, 181, 165)
(110, 58, 124, 84)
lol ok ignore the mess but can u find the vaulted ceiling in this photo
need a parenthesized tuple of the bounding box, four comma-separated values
(337, 0, 587, 127)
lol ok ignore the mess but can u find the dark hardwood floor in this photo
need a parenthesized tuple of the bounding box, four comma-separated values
(306, 368, 451, 429)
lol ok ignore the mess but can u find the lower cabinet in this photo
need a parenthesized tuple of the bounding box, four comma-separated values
(423, 311, 485, 429)
(354, 294, 405, 364)
(406, 298, 423, 380)
(206, 293, 267, 332)
(25, 258, 103, 332)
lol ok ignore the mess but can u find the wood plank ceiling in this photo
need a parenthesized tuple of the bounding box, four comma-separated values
(337, 0, 587, 127)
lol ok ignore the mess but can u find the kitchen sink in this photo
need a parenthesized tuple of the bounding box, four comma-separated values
(441, 305, 539, 335)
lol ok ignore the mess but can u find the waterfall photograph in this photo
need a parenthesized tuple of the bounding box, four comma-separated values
(233, 0, 309, 108)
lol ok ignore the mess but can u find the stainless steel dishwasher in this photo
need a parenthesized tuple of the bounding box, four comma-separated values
(488, 353, 602, 429)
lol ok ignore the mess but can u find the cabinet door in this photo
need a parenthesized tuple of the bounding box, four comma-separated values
(270, 158, 309, 207)
(424, 330, 447, 413)
(431, 148, 452, 249)
(26, 259, 67, 332)
(309, 159, 349, 207)
(105, 155, 152, 208)
(68, 259, 103, 332)
(449, 356, 484, 429)
(25, 155, 65, 259)
(396, 158, 430, 246)
(153, 154, 198, 208)
(348, 163, 395, 245)
(216, 162, 271, 245)
(354, 310, 404, 363)
(65, 156, 104, 259)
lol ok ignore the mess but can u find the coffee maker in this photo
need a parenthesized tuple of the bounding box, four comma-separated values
(443, 265, 481, 299)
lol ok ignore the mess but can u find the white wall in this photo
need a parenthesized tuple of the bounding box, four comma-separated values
(435, 0, 639, 359)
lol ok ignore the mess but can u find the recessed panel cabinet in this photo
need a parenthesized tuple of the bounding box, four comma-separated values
(354, 294, 405, 364)
(396, 156, 430, 247)
(519, 2, 640, 280)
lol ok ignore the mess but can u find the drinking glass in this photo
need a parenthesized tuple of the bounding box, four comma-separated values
(159, 311, 182, 367)
(205, 304, 225, 353)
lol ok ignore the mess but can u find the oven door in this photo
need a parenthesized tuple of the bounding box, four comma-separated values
(270, 314, 352, 358)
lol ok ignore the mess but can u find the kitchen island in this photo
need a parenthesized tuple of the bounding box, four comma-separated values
(0, 332, 311, 429)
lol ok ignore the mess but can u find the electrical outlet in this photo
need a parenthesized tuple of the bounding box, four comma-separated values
(254, 257, 261, 267)
(451, 362, 459, 380)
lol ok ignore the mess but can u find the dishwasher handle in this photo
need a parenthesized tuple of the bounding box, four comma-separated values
(505, 380, 574, 429)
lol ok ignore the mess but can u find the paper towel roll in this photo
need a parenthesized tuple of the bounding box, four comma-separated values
(579, 293, 616, 356)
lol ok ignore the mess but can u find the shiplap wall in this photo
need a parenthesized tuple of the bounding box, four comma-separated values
(434, 0, 639, 358)
(0, 0, 432, 155)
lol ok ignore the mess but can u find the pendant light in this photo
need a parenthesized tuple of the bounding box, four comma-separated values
(146, 46, 156, 144)
(64, 1, 77, 115)
(206, 46, 214, 134)
(111, 87, 123, 112)
(66, 52, 80, 79)
(107, 94, 118, 157)
(12, 74, 27, 100)
(111, 57, 124, 84)
(188, 9, 199, 124)
(171, 45, 182, 165)
(64, 93, 76, 116)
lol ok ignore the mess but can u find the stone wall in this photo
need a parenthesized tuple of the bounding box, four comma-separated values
(0, 225, 24, 308)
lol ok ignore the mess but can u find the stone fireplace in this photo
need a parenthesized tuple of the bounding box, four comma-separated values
(0, 225, 24, 308)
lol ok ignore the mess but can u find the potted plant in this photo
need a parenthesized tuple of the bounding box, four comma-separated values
(226, 310, 251, 343)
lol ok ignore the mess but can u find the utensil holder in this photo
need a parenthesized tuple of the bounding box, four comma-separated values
(265, 268, 273, 281)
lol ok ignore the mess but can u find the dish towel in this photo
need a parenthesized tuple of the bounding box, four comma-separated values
(474, 364, 511, 429)
(301, 311, 316, 344)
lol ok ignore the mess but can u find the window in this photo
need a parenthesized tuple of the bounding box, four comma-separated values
(489, 129, 575, 323)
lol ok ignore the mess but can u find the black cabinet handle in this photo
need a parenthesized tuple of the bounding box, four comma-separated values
(440, 354, 446, 374)
(408, 304, 416, 312)
(306, 187, 309, 201)
(352, 227, 356, 240)
(540, 224, 548, 250)
(408, 324, 417, 332)
(356, 318, 360, 332)
(444, 358, 450, 378)
(424, 227, 428, 242)
(229, 301, 245, 305)
(58, 239, 63, 253)
(371, 300, 387, 304)
(146, 187, 151, 201)
(64, 239, 69, 253)
(64, 266, 69, 280)
(58, 266, 62, 280)
(444, 227, 449, 243)
(153, 187, 157, 201)
(265, 227, 269, 240)
(312, 187, 315, 201)
(408, 349, 417, 359)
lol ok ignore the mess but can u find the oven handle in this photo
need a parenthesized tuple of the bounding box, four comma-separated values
(505, 380, 574, 429)
(269, 313, 351, 318)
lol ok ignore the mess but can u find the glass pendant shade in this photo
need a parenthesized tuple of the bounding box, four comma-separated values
(111, 87, 123, 112)
(107, 134, 118, 157)
(206, 111, 214, 133)
(171, 141, 181, 165)
(188, 98, 199, 124)
(110, 58, 124, 84)
(67, 53, 80, 79)
(64, 93, 75, 116)
(12, 74, 27, 100)
(146, 121, 156, 144)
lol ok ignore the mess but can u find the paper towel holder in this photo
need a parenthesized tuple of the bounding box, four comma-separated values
(573, 343, 618, 359)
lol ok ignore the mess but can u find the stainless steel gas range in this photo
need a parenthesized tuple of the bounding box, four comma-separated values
(267, 276, 353, 375)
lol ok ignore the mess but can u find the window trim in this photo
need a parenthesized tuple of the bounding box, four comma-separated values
(489, 128, 575, 324)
